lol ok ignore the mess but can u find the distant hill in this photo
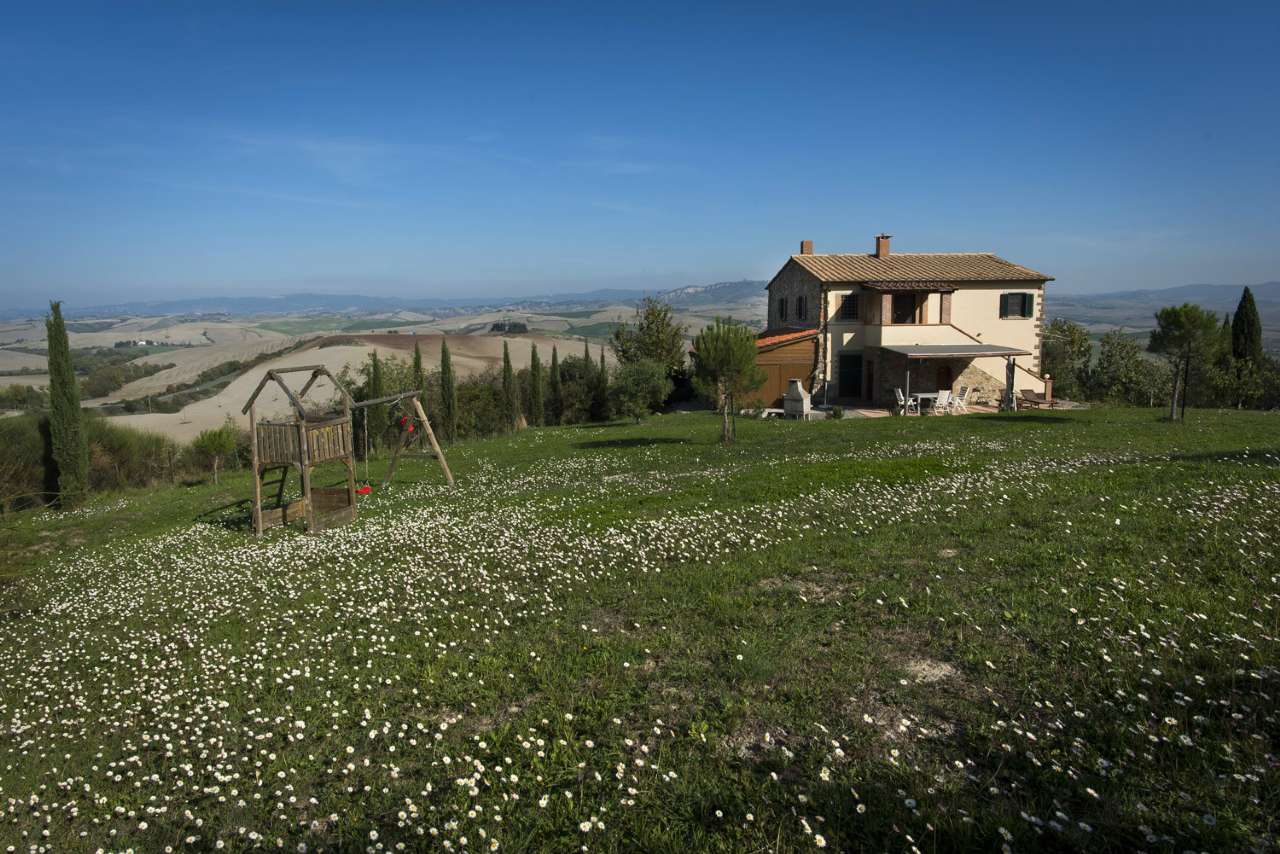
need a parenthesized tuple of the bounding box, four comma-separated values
(1050, 281, 1279, 329)
(658, 280, 766, 307)
(0, 281, 767, 321)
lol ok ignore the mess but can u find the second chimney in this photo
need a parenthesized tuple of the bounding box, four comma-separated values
(875, 234, 892, 258)
(799, 239, 814, 255)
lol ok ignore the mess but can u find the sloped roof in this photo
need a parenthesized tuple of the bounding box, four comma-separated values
(756, 328, 819, 351)
(863, 281, 956, 292)
(790, 252, 1052, 283)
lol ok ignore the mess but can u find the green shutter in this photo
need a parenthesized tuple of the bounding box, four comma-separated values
(999, 294, 1010, 318)
(1023, 293, 1035, 318)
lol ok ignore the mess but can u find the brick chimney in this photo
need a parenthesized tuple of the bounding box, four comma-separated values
(874, 234, 892, 258)
(799, 239, 814, 255)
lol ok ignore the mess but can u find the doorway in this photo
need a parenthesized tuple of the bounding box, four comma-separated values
(838, 353, 862, 399)
(936, 364, 953, 392)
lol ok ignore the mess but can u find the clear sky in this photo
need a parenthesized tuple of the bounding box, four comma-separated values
(3, 1, 1278, 307)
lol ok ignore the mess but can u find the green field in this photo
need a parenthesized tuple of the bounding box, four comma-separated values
(1, 409, 1277, 851)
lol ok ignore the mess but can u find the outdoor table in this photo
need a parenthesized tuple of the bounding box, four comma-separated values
(912, 391, 939, 413)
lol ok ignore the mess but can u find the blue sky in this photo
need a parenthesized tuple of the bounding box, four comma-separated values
(2, 1, 1278, 306)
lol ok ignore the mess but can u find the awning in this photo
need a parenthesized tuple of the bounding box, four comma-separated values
(881, 344, 1031, 359)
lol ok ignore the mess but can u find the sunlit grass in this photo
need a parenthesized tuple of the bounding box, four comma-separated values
(0, 407, 1276, 851)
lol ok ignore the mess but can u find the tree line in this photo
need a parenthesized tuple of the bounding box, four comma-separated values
(340, 298, 765, 450)
(1042, 287, 1278, 416)
(17, 298, 769, 509)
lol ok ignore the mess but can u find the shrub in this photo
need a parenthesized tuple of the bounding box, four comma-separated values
(609, 359, 671, 423)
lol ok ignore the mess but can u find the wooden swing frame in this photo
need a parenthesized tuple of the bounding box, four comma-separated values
(351, 390, 454, 489)
(240, 368, 452, 537)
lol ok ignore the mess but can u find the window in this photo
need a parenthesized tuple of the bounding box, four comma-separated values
(839, 293, 860, 321)
(796, 295, 806, 320)
(777, 298, 788, 322)
(891, 293, 919, 324)
(1000, 292, 1035, 318)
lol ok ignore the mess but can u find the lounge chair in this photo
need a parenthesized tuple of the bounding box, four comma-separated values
(931, 389, 952, 415)
(895, 388, 919, 416)
(952, 386, 971, 414)
(1019, 389, 1053, 409)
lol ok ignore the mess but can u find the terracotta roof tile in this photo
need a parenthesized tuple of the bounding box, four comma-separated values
(791, 252, 1052, 283)
(756, 328, 819, 350)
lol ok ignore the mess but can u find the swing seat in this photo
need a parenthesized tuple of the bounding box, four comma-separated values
(356, 484, 372, 495)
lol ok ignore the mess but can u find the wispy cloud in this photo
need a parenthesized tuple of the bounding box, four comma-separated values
(140, 176, 376, 209)
(221, 130, 396, 184)
(589, 199, 661, 215)
(569, 158, 663, 176)
(564, 132, 673, 177)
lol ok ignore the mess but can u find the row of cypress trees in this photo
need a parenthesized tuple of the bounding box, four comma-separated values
(400, 337, 609, 441)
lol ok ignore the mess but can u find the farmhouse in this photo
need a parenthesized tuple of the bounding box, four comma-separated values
(756, 235, 1053, 409)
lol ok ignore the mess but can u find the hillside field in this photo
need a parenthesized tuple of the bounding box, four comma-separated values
(0, 409, 1277, 851)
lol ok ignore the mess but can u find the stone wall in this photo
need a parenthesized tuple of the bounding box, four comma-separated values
(874, 353, 1006, 408)
(954, 361, 1006, 406)
(765, 260, 822, 330)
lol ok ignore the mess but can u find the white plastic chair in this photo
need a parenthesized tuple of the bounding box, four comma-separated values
(895, 388, 919, 416)
(952, 386, 970, 414)
(931, 389, 952, 414)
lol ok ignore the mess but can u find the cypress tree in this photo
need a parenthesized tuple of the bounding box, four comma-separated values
(582, 339, 594, 383)
(501, 341, 520, 431)
(547, 346, 563, 426)
(528, 344, 544, 427)
(411, 341, 425, 393)
(1232, 287, 1264, 364)
(591, 346, 610, 421)
(45, 301, 88, 507)
(440, 340, 458, 442)
(410, 341, 426, 446)
(365, 352, 388, 450)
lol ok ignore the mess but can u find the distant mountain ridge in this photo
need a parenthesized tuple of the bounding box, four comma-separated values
(4, 278, 1274, 326)
(0, 279, 769, 321)
(1050, 281, 1279, 331)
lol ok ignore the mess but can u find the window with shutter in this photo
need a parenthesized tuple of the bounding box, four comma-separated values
(796, 295, 806, 320)
(778, 298, 787, 322)
(1000, 292, 1035, 318)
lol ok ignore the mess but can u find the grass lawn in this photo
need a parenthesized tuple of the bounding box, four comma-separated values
(1, 408, 1277, 852)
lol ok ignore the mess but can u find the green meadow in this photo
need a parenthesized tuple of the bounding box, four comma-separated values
(1, 408, 1277, 852)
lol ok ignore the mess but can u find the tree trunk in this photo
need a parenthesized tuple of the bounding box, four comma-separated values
(1180, 348, 1190, 421)
(1168, 363, 1180, 421)
(212, 458, 220, 485)
(720, 382, 731, 444)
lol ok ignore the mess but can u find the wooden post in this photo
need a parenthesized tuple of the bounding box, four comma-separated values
(297, 420, 315, 532)
(250, 403, 263, 537)
(343, 399, 357, 519)
(382, 417, 413, 487)
(413, 397, 454, 487)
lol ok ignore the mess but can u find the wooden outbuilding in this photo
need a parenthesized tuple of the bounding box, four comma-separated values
(752, 328, 820, 408)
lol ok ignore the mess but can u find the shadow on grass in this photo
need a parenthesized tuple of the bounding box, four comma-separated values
(559, 421, 634, 430)
(193, 498, 254, 531)
(974, 414, 1072, 424)
(573, 437, 689, 450)
(1167, 448, 1280, 466)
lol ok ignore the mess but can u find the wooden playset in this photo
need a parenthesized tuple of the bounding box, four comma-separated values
(240, 367, 451, 537)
